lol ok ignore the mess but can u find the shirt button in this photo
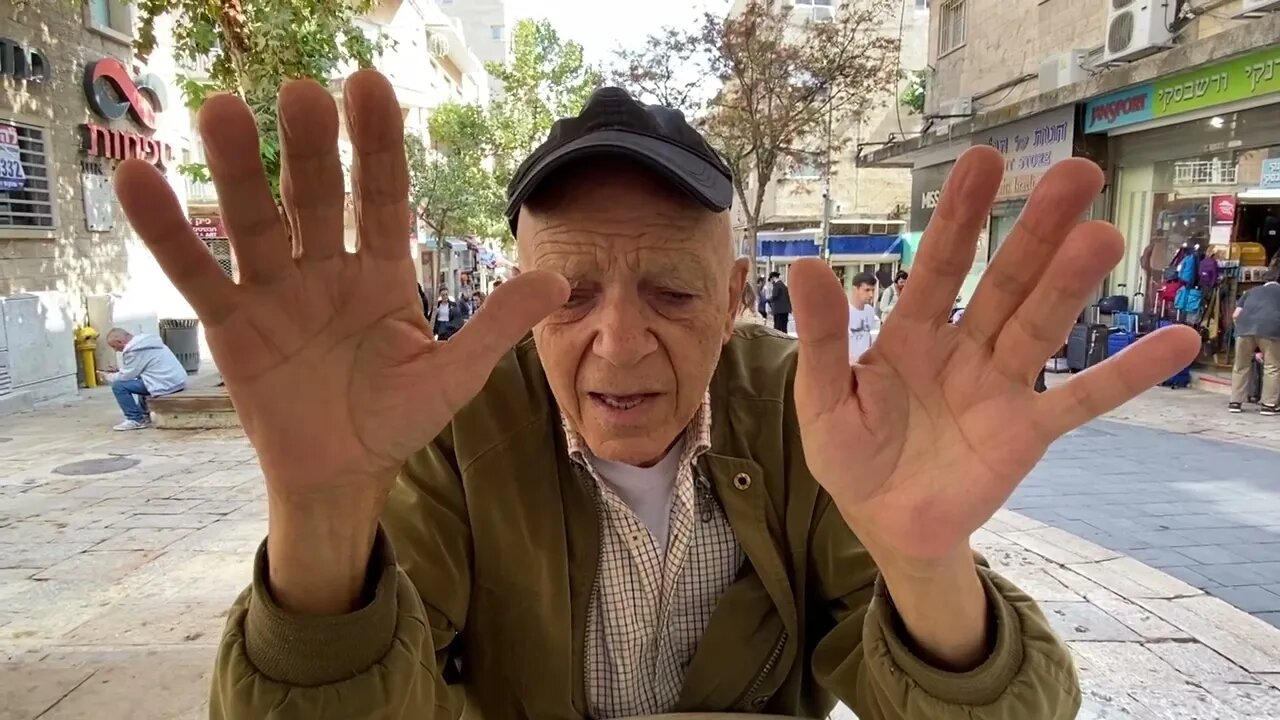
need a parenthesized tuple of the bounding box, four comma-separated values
(733, 472, 752, 490)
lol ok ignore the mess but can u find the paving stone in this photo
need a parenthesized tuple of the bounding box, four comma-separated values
(0, 664, 96, 720)
(1160, 565, 1221, 590)
(34, 551, 161, 582)
(1196, 563, 1280, 588)
(89, 528, 194, 552)
(165, 519, 265, 553)
(992, 567, 1083, 602)
(1040, 601, 1143, 642)
(63, 602, 228, 646)
(1003, 526, 1122, 565)
(1256, 612, 1280, 629)
(1126, 547, 1198, 568)
(0, 543, 95, 570)
(1194, 681, 1280, 718)
(32, 650, 213, 720)
(1144, 641, 1257, 684)
(1135, 595, 1280, 674)
(1206, 586, 1280, 614)
(1067, 641, 1182, 687)
(1069, 557, 1203, 600)
(1045, 566, 1190, 641)
(1173, 544, 1254, 565)
(109, 513, 222, 530)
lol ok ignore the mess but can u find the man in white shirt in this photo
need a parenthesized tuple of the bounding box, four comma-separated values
(848, 271, 880, 362)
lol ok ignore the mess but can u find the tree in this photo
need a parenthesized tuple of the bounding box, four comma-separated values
(900, 69, 926, 115)
(485, 19, 601, 188)
(133, 0, 381, 196)
(406, 103, 503, 243)
(613, 0, 900, 270)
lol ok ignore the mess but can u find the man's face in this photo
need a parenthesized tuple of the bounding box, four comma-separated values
(852, 282, 876, 307)
(519, 163, 747, 466)
(895, 277, 906, 290)
(107, 335, 126, 351)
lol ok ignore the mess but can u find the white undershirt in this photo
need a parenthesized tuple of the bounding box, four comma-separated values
(589, 436, 687, 553)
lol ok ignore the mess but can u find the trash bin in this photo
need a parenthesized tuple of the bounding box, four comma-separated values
(159, 318, 200, 374)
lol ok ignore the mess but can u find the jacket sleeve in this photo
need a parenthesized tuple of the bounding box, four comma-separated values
(808, 498, 1081, 720)
(209, 439, 471, 719)
(108, 349, 145, 383)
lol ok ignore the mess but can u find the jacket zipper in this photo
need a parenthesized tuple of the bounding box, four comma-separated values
(574, 461, 602, 715)
(733, 630, 788, 710)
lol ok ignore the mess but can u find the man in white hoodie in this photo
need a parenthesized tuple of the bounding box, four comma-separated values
(97, 328, 188, 431)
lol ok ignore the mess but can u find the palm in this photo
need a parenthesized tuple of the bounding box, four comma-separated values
(115, 73, 566, 495)
(791, 149, 1201, 566)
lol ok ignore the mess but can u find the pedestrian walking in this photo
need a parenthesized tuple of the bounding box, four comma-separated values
(879, 270, 907, 320)
(1230, 266, 1280, 415)
(431, 289, 463, 340)
(768, 270, 791, 333)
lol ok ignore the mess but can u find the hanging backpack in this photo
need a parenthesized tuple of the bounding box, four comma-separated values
(1174, 286, 1204, 314)
(1178, 253, 1199, 286)
(1198, 255, 1219, 289)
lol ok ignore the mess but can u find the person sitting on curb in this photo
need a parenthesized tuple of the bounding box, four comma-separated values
(112, 72, 1199, 720)
(96, 327, 187, 431)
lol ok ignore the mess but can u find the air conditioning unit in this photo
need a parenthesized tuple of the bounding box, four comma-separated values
(1238, 0, 1280, 15)
(1039, 49, 1090, 93)
(1103, 0, 1176, 65)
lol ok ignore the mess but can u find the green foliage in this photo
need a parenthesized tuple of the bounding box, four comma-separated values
(406, 19, 599, 248)
(133, 0, 383, 196)
(900, 69, 926, 116)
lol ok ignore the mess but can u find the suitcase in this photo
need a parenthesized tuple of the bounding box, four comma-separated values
(1247, 355, 1263, 404)
(1068, 322, 1108, 371)
(1112, 312, 1139, 336)
(1158, 320, 1193, 388)
(1107, 329, 1134, 358)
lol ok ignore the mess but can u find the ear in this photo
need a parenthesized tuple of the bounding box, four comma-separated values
(722, 257, 750, 344)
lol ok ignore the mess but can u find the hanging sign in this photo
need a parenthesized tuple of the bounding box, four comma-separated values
(190, 215, 226, 240)
(1210, 195, 1236, 225)
(0, 124, 25, 191)
(975, 106, 1076, 201)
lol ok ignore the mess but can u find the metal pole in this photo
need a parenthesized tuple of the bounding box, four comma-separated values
(819, 101, 833, 264)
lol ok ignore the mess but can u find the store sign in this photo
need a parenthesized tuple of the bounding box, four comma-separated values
(975, 107, 1076, 201)
(909, 161, 954, 233)
(1084, 85, 1154, 134)
(0, 124, 26, 191)
(79, 58, 173, 168)
(1086, 47, 1280, 133)
(1261, 158, 1280, 189)
(0, 37, 49, 84)
(1211, 195, 1236, 225)
(190, 215, 225, 240)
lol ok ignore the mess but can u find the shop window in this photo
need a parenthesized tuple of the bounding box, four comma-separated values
(86, 0, 133, 40)
(937, 0, 965, 55)
(0, 121, 55, 230)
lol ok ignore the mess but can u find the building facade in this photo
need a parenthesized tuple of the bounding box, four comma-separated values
(437, 0, 511, 97)
(866, 0, 1280, 378)
(730, 0, 931, 290)
(0, 0, 194, 413)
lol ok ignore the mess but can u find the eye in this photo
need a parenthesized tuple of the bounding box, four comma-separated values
(565, 287, 596, 307)
(657, 290, 695, 303)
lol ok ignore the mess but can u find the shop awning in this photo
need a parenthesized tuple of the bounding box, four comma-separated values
(757, 232, 904, 259)
(1237, 189, 1280, 204)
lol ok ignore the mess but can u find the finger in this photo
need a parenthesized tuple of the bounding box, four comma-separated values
(988, 220, 1124, 382)
(960, 158, 1104, 347)
(114, 159, 238, 323)
(343, 70, 410, 260)
(1037, 325, 1200, 437)
(790, 258, 853, 417)
(892, 146, 1003, 325)
(434, 270, 570, 406)
(199, 93, 293, 283)
(278, 80, 346, 262)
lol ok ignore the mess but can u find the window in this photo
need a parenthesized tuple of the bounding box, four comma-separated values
(490, 25, 504, 40)
(86, 0, 132, 39)
(916, 0, 929, 8)
(793, 0, 833, 21)
(0, 120, 55, 230)
(784, 155, 822, 180)
(937, 0, 966, 55)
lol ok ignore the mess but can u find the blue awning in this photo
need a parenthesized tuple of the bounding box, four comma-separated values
(829, 234, 903, 256)
(757, 234, 903, 259)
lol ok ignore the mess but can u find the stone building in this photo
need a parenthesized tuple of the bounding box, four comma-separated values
(729, 0, 931, 290)
(865, 0, 1280, 378)
(0, 0, 191, 413)
(437, 0, 511, 98)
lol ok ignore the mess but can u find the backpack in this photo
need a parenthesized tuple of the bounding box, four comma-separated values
(1159, 279, 1184, 303)
(1198, 256, 1219, 288)
(1178, 254, 1199, 286)
(1174, 286, 1204, 313)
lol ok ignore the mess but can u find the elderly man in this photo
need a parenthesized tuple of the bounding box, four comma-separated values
(113, 72, 1198, 719)
(97, 327, 187, 431)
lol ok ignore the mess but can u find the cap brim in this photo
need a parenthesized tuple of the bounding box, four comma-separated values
(505, 130, 733, 233)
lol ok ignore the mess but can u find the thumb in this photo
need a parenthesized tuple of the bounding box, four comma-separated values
(436, 269, 570, 376)
(790, 258, 852, 417)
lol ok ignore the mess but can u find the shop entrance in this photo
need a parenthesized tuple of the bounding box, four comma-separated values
(1234, 197, 1280, 266)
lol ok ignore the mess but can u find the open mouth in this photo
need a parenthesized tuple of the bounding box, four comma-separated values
(589, 393, 658, 411)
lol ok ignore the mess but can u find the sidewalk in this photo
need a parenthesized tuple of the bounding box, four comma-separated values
(3, 386, 1280, 718)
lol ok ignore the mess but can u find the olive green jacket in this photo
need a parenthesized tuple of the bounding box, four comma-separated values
(211, 325, 1081, 719)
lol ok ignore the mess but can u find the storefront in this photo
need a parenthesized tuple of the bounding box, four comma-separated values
(1085, 45, 1280, 370)
(756, 224, 904, 291)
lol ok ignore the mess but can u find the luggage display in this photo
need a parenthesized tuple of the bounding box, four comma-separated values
(1098, 294, 1129, 313)
(1067, 322, 1107, 372)
(1111, 312, 1139, 336)
(1158, 319, 1193, 388)
(1107, 329, 1133, 358)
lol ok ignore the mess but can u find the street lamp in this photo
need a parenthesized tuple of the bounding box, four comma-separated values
(818, 91, 834, 264)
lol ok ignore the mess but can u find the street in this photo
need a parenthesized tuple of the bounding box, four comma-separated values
(4, 383, 1280, 719)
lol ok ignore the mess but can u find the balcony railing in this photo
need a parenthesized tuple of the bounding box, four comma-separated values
(185, 177, 218, 203)
(179, 54, 216, 77)
(1173, 160, 1238, 186)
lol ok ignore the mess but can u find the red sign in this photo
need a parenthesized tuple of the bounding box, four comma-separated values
(1211, 194, 1237, 225)
(190, 215, 225, 239)
(83, 58, 166, 131)
(80, 123, 174, 168)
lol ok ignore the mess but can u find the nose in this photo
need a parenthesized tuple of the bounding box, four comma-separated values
(591, 288, 658, 367)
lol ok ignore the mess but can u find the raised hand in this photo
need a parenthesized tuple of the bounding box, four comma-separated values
(789, 147, 1199, 573)
(114, 71, 567, 613)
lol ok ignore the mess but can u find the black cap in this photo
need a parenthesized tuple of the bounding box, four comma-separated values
(504, 87, 734, 233)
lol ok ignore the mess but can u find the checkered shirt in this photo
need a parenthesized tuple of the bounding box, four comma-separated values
(565, 396, 743, 719)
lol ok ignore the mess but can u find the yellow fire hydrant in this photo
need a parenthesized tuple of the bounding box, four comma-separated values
(74, 326, 100, 388)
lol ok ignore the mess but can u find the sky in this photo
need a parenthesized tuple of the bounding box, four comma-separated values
(506, 0, 732, 66)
